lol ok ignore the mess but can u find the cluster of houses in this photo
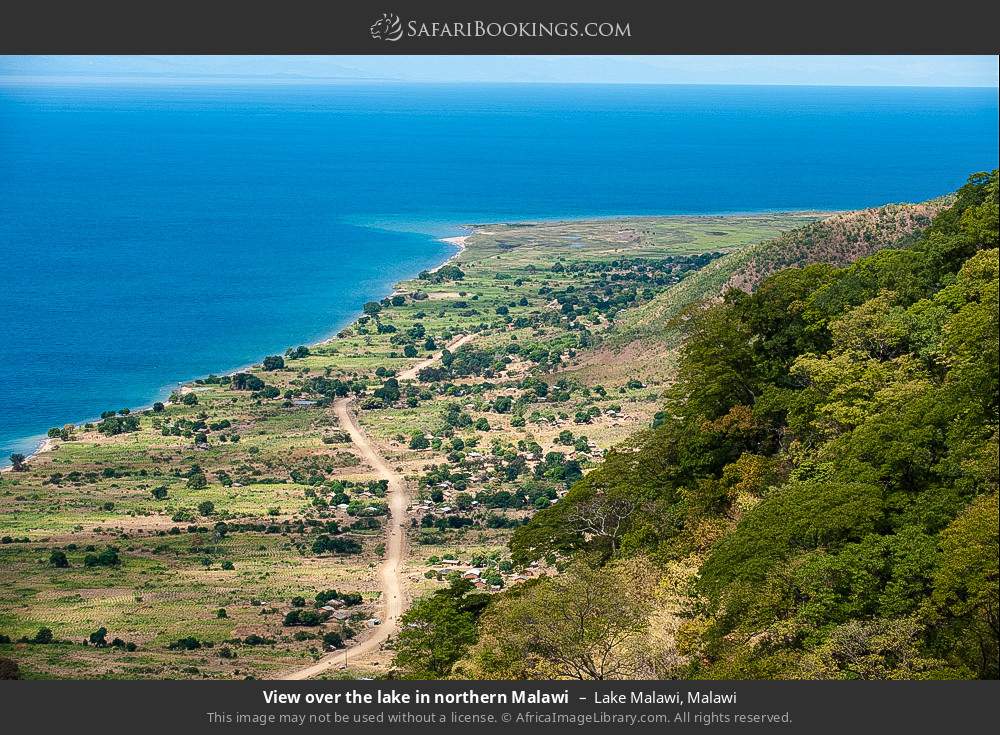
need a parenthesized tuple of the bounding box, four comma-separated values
(317, 597, 381, 628)
(424, 556, 546, 591)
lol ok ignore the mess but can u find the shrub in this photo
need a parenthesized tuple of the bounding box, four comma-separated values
(83, 546, 120, 568)
(96, 415, 140, 436)
(242, 634, 274, 646)
(315, 590, 363, 607)
(231, 373, 265, 391)
(322, 631, 344, 649)
(312, 535, 362, 555)
(492, 396, 513, 413)
(168, 637, 202, 650)
(419, 264, 465, 283)
(283, 609, 325, 627)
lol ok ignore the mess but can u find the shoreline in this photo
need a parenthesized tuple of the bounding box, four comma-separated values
(431, 234, 469, 271)
(3, 208, 828, 469)
(3, 230, 474, 470)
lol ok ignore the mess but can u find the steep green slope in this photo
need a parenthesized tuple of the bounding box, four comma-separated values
(613, 199, 949, 346)
(434, 172, 997, 681)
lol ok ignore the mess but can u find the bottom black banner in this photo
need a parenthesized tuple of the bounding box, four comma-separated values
(2, 680, 996, 733)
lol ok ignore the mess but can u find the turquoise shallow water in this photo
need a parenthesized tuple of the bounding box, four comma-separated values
(0, 82, 997, 459)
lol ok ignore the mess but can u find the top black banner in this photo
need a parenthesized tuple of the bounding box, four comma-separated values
(2, 0, 999, 54)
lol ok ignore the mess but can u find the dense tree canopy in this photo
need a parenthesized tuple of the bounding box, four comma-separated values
(464, 171, 999, 680)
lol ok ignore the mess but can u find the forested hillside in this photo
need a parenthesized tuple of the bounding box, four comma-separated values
(396, 172, 999, 681)
(614, 199, 948, 346)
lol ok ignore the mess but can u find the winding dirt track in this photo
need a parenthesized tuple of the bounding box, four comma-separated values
(280, 334, 471, 680)
(281, 397, 407, 680)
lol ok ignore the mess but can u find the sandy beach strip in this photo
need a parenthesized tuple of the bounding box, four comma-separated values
(429, 234, 469, 272)
(1, 436, 55, 473)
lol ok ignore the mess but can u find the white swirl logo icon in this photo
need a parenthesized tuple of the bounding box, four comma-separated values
(370, 12, 403, 42)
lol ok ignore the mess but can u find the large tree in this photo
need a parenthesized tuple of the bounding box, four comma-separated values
(393, 578, 489, 678)
(458, 558, 655, 680)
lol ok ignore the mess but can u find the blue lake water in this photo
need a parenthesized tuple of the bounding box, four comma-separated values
(0, 82, 997, 460)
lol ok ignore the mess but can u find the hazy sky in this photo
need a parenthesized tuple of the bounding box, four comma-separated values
(1, 55, 997, 86)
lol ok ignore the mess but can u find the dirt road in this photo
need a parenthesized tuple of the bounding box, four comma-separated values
(281, 334, 472, 680)
(280, 397, 407, 680)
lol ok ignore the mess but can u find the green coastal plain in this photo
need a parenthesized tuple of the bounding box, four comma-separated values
(1, 173, 996, 681)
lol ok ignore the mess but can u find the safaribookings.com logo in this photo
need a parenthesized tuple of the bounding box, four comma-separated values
(370, 13, 404, 41)
(370, 13, 631, 42)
